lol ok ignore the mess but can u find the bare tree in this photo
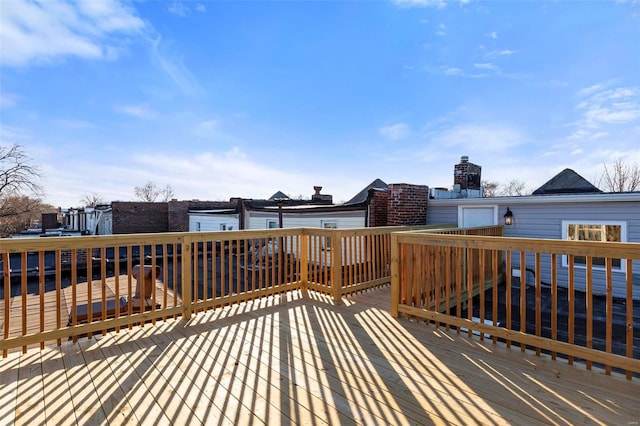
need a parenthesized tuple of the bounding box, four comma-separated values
(0, 195, 54, 237)
(134, 182, 175, 202)
(482, 180, 499, 197)
(500, 179, 528, 196)
(80, 192, 106, 207)
(0, 144, 43, 223)
(597, 159, 640, 192)
(0, 144, 41, 198)
(159, 184, 175, 202)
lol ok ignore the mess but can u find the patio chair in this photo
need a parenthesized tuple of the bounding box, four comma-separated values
(67, 264, 162, 326)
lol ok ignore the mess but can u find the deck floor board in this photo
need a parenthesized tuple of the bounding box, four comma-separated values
(1, 286, 638, 425)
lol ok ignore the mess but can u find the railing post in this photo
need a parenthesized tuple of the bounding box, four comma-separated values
(300, 231, 309, 295)
(331, 230, 343, 303)
(390, 232, 399, 317)
(181, 234, 193, 321)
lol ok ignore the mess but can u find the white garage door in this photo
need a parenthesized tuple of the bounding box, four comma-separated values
(458, 206, 497, 228)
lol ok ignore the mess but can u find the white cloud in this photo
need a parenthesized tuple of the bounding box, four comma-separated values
(0, 91, 19, 108)
(572, 84, 640, 131)
(426, 123, 524, 153)
(577, 82, 608, 97)
(444, 67, 465, 76)
(53, 119, 100, 129)
(0, 125, 31, 145)
(168, 2, 190, 17)
(473, 63, 499, 71)
(115, 104, 158, 119)
(150, 36, 203, 96)
(488, 31, 498, 39)
(485, 49, 518, 58)
(192, 119, 219, 139)
(0, 0, 145, 67)
(168, 1, 206, 17)
(379, 123, 411, 141)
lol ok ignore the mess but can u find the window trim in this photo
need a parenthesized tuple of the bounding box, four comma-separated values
(561, 220, 627, 272)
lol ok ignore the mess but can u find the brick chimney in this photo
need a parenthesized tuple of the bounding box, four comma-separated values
(454, 155, 481, 190)
(311, 186, 333, 204)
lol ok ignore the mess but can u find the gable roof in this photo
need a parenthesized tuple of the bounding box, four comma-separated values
(532, 168, 602, 195)
(269, 191, 290, 200)
(345, 178, 388, 205)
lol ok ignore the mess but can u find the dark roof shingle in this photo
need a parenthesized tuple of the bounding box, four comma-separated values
(532, 169, 601, 195)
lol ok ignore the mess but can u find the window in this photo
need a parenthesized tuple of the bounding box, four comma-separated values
(322, 221, 337, 249)
(267, 219, 278, 229)
(561, 221, 627, 271)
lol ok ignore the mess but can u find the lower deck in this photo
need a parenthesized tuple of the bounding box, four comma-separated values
(0, 286, 637, 425)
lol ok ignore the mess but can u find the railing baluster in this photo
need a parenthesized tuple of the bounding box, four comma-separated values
(434, 245, 441, 328)
(444, 246, 451, 331)
(506, 250, 512, 347)
(151, 245, 157, 325)
(193, 241, 199, 314)
(466, 248, 473, 337)
(492, 249, 498, 345)
(606, 257, 613, 375)
(456, 246, 462, 335)
(203, 241, 208, 304)
(55, 250, 61, 347)
(568, 254, 575, 365)
(71, 249, 78, 341)
(535, 252, 541, 356)
(520, 251, 526, 352)
(39, 252, 45, 350)
(626, 259, 633, 380)
(101, 247, 107, 334)
(21, 252, 26, 353)
(551, 253, 557, 360)
(479, 248, 485, 340)
(586, 256, 593, 370)
(115, 245, 121, 329)
(3, 253, 9, 357)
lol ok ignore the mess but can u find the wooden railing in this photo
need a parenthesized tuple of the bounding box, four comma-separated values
(391, 230, 640, 380)
(0, 225, 441, 354)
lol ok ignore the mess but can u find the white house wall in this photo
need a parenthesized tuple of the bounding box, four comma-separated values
(246, 210, 366, 230)
(189, 214, 240, 232)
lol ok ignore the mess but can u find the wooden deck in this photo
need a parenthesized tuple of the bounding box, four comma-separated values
(1, 286, 638, 425)
(1, 275, 177, 346)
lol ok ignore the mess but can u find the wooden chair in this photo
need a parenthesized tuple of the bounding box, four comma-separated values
(68, 264, 162, 326)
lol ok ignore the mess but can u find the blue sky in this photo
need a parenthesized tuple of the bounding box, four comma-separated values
(1, 0, 639, 207)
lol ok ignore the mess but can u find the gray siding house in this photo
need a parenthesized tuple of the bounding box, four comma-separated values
(426, 169, 640, 299)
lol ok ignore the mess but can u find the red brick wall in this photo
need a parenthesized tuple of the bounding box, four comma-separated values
(112, 202, 169, 234)
(386, 184, 429, 226)
(368, 190, 389, 227)
(167, 201, 190, 232)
